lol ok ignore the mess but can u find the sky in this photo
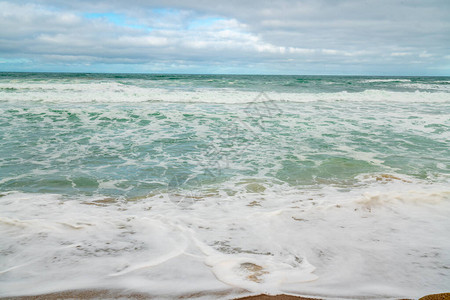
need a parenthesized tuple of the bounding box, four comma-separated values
(0, 0, 449, 75)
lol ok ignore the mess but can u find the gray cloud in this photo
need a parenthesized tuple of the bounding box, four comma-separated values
(1, 0, 449, 74)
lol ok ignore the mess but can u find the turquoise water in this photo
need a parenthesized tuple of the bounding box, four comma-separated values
(0, 73, 449, 298)
(0, 73, 449, 198)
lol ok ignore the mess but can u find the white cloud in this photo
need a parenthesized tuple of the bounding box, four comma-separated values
(391, 52, 411, 57)
(0, 0, 449, 74)
(419, 51, 433, 58)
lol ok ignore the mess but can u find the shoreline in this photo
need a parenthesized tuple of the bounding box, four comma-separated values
(1, 290, 449, 300)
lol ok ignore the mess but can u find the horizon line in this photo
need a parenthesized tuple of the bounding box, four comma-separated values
(1, 71, 449, 77)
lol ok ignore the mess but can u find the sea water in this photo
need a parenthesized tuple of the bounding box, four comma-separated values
(0, 73, 449, 299)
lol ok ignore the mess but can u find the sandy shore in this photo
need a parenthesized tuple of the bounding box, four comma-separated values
(1, 291, 449, 300)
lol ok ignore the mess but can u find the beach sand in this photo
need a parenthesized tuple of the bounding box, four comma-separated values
(2, 290, 449, 300)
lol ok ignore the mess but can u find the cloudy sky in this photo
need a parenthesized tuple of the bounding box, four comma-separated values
(0, 0, 449, 75)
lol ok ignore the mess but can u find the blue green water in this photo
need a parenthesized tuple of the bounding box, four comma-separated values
(0, 73, 449, 198)
(1, 73, 449, 298)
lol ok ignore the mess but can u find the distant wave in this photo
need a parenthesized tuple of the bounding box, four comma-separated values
(0, 81, 449, 103)
(360, 78, 412, 83)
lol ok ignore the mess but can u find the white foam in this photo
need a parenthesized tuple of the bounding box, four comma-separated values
(399, 82, 450, 92)
(205, 255, 317, 293)
(0, 80, 449, 103)
(360, 79, 412, 83)
(1, 178, 449, 298)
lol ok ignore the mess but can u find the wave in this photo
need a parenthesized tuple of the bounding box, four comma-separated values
(360, 78, 412, 83)
(398, 82, 450, 92)
(0, 178, 449, 298)
(0, 81, 449, 103)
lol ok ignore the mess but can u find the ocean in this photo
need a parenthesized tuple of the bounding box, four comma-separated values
(0, 73, 449, 299)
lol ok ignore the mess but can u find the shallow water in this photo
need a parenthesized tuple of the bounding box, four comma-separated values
(0, 73, 449, 299)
